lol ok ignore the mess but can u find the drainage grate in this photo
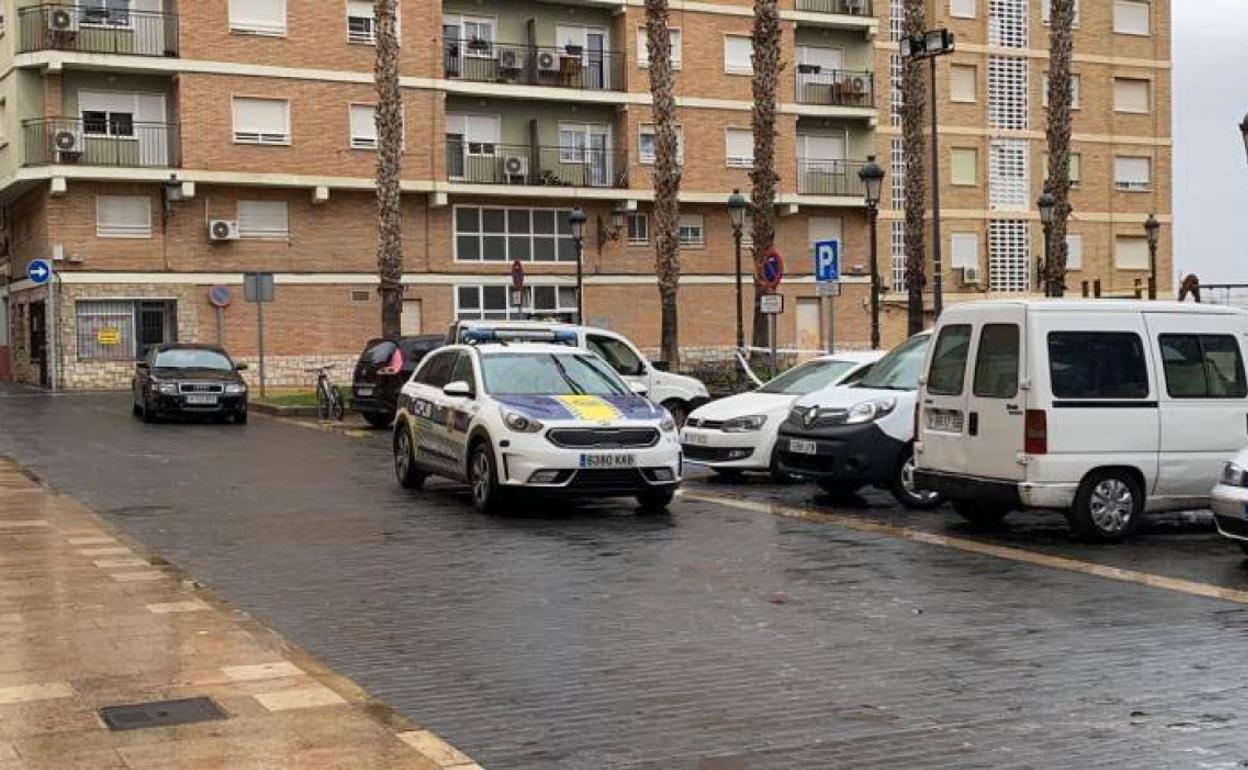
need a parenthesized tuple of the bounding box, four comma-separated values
(99, 697, 228, 732)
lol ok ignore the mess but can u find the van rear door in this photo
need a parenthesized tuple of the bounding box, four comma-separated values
(963, 307, 1027, 481)
(919, 321, 975, 475)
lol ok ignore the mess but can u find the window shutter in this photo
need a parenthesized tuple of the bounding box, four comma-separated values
(1114, 0, 1149, 35)
(1114, 78, 1149, 113)
(350, 105, 377, 149)
(950, 65, 976, 102)
(950, 0, 976, 18)
(229, 0, 286, 34)
(725, 128, 753, 167)
(950, 233, 979, 268)
(1114, 156, 1151, 190)
(951, 148, 978, 185)
(96, 196, 152, 238)
(637, 28, 680, 68)
(238, 201, 289, 238)
(1065, 235, 1083, 270)
(1115, 236, 1149, 269)
(233, 97, 289, 144)
(723, 35, 752, 73)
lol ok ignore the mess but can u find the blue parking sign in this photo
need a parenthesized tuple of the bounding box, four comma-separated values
(814, 239, 839, 282)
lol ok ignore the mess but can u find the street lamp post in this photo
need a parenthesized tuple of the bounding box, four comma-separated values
(858, 157, 885, 350)
(1037, 190, 1056, 297)
(1144, 213, 1160, 300)
(727, 189, 748, 387)
(569, 207, 587, 322)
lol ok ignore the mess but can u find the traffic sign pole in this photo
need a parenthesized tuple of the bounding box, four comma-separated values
(48, 273, 57, 392)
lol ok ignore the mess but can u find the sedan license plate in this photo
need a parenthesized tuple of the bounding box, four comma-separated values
(580, 454, 637, 469)
(356, 386, 374, 397)
(185, 394, 218, 405)
(788, 439, 818, 455)
(682, 431, 710, 446)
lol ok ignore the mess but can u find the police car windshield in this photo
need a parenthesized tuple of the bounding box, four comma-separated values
(481, 353, 629, 397)
(856, 334, 929, 391)
(758, 359, 858, 395)
(154, 349, 233, 371)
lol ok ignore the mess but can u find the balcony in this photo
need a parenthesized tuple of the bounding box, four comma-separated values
(443, 39, 625, 92)
(797, 159, 868, 197)
(796, 68, 874, 108)
(446, 139, 627, 188)
(18, 4, 179, 57)
(795, 0, 874, 16)
(23, 118, 180, 168)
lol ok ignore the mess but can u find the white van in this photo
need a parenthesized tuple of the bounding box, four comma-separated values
(913, 300, 1248, 542)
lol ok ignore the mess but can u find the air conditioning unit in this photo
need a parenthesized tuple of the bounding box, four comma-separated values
(848, 75, 868, 94)
(958, 265, 982, 285)
(536, 51, 559, 72)
(502, 155, 529, 182)
(46, 6, 79, 33)
(497, 46, 521, 70)
(52, 128, 82, 163)
(208, 220, 240, 243)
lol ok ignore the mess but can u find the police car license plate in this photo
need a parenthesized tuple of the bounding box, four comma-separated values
(185, 394, 218, 405)
(581, 454, 636, 469)
(788, 439, 818, 455)
(682, 431, 709, 446)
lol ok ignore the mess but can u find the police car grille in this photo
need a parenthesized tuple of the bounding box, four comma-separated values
(547, 428, 660, 449)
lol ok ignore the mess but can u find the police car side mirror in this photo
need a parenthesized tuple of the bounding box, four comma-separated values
(444, 380, 473, 399)
(629, 381, 649, 398)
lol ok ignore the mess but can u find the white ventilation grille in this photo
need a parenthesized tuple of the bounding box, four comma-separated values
(988, 220, 1031, 293)
(989, 139, 1029, 211)
(891, 221, 907, 292)
(889, 0, 904, 41)
(987, 56, 1029, 129)
(890, 137, 906, 210)
(988, 0, 1028, 48)
(889, 54, 903, 128)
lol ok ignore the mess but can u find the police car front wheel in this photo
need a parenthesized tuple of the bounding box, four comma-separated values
(636, 489, 675, 513)
(469, 442, 506, 514)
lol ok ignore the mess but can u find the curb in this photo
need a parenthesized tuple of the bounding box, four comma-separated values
(249, 401, 322, 418)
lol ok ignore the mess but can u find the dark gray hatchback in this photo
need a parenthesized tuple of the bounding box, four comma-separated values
(352, 336, 444, 428)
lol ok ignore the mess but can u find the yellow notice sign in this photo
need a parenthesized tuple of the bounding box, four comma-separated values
(555, 395, 621, 423)
(97, 328, 122, 346)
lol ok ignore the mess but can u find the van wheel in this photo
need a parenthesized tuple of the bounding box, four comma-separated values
(1069, 469, 1142, 543)
(953, 499, 1011, 526)
(468, 441, 504, 514)
(393, 424, 426, 490)
(889, 446, 945, 510)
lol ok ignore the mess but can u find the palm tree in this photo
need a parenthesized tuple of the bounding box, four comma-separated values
(374, 0, 404, 336)
(1044, 0, 1076, 297)
(749, 0, 781, 348)
(901, 0, 927, 335)
(646, 0, 682, 366)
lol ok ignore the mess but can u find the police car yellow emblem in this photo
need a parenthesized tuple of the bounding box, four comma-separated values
(556, 395, 621, 423)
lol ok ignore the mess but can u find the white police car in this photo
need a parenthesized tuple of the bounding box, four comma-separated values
(392, 330, 682, 513)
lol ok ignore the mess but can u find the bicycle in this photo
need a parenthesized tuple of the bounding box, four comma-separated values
(306, 365, 345, 421)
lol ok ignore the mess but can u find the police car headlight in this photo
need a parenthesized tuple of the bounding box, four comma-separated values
(224, 384, 247, 395)
(1222, 462, 1248, 488)
(501, 408, 544, 434)
(722, 415, 766, 433)
(660, 415, 677, 433)
(156, 382, 178, 395)
(845, 398, 897, 425)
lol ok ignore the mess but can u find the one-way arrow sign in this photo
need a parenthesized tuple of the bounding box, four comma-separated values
(27, 259, 52, 286)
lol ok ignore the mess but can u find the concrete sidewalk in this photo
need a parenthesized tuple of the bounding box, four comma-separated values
(0, 458, 482, 770)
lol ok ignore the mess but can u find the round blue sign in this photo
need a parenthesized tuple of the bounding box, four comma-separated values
(26, 259, 52, 286)
(208, 285, 232, 308)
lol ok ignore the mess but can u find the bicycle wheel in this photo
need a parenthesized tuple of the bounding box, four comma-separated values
(331, 385, 346, 421)
(316, 382, 330, 419)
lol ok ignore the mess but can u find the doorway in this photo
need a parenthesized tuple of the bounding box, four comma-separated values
(29, 301, 47, 387)
(796, 298, 822, 353)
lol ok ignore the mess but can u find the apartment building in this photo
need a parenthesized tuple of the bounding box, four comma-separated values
(0, 0, 1168, 390)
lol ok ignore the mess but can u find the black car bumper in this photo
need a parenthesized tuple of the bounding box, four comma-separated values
(152, 394, 247, 415)
(775, 422, 905, 484)
(912, 469, 1023, 507)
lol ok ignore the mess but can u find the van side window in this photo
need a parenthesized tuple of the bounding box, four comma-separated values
(1160, 334, 1247, 399)
(587, 335, 646, 377)
(973, 324, 1019, 399)
(927, 325, 972, 396)
(1048, 332, 1149, 399)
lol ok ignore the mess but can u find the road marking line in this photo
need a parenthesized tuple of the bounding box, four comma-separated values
(683, 492, 1248, 606)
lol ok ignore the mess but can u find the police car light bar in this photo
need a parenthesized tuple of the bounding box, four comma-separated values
(462, 328, 579, 345)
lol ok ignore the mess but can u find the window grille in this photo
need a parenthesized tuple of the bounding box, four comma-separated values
(890, 138, 905, 210)
(889, 0, 903, 42)
(988, 220, 1031, 293)
(989, 139, 1029, 211)
(988, 0, 1027, 48)
(987, 56, 1028, 129)
(889, 54, 903, 128)
(891, 221, 907, 292)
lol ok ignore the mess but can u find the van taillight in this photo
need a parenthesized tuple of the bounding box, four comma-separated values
(379, 348, 404, 376)
(1025, 410, 1047, 455)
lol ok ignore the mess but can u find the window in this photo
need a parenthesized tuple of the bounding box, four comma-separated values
(1048, 332, 1149, 399)
(723, 35, 752, 74)
(988, 139, 1028, 210)
(76, 299, 175, 361)
(449, 352, 476, 394)
(627, 212, 649, 245)
(232, 97, 290, 145)
(725, 128, 753, 168)
(229, 0, 286, 35)
(557, 122, 610, 165)
(950, 232, 979, 269)
(415, 350, 457, 387)
(989, 0, 1028, 47)
(927, 325, 972, 396)
(988, 219, 1031, 292)
(349, 104, 376, 149)
(950, 147, 978, 186)
(96, 195, 151, 238)
(677, 213, 704, 248)
(454, 206, 577, 263)
(1114, 0, 1150, 35)
(81, 0, 130, 27)
(1114, 235, 1149, 269)
(636, 27, 681, 69)
(237, 200, 289, 239)
(974, 324, 1020, 399)
(587, 335, 646, 377)
(639, 124, 684, 165)
(1040, 0, 1080, 27)
(950, 64, 976, 103)
(347, 0, 375, 44)
(1114, 156, 1151, 191)
(950, 0, 976, 18)
(0, 99, 6, 145)
(1042, 73, 1081, 109)
(455, 285, 578, 322)
(1065, 234, 1083, 270)
(987, 55, 1029, 129)
(741, 212, 754, 248)
(1114, 78, 1150, 113)
(1160, 335, 1247, 399)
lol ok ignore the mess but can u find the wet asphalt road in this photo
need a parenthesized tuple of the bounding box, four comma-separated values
(3, 387, 1248, 768)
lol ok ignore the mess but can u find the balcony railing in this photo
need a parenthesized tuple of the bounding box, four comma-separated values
(24, 118, 180, 168)
(795, 0, 874, 16)
(443, 39, 625, 92)
(446, 139, 627, 188)
(796, 68, 874, 107)
(797, 159, 868, 197)
(18, 4, 179, 57)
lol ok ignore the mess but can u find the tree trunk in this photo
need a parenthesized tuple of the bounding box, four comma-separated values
(1044, 0, 1076, 298)
(901, 0, 927, 336)
(646, 0, 682, 368)
(374, 0, 404, 337)
(749, 0, 781, 349)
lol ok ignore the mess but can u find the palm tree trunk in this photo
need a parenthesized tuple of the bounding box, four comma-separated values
(646, 0, 682, 367)
(1044, 0, 1076, 298)
(750, 0, 780, 349)
(901, 0, 927, 335)
(374, 0, 404, 337)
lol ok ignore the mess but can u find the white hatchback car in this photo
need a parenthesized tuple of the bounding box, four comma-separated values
(393, 332, 682, 513)
(1211, 447, 1248, 554)
(681, 351, 884, 477)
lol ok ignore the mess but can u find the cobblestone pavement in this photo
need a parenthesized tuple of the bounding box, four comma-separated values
(2, 387, 1248, 768)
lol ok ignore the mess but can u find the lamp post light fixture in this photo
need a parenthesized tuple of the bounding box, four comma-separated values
(568, 206, 587, 321)
(596, 206, 628, 254)
(1144, 212, 1160, 300)
(858, 156, 885, 350)
(901, 28, 955, 319)
(727, 188, 748, 386)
